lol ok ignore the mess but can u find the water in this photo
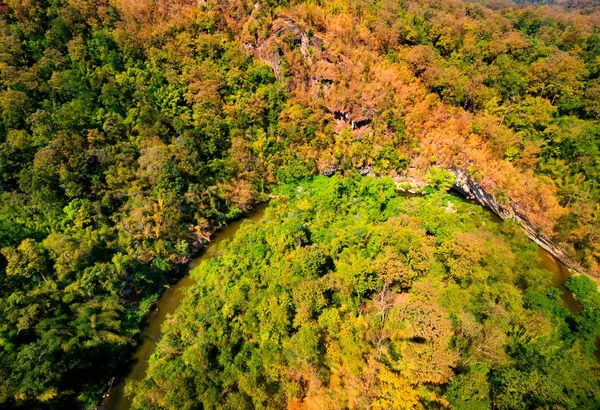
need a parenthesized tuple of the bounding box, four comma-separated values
(537, 247, 580, 314)
(99, 205, 267, 410)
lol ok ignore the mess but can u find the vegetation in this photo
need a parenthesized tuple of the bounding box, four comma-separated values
(0, 0, 599, 407)
(0, 0, 283, 406)
(129, 176, 600, 409)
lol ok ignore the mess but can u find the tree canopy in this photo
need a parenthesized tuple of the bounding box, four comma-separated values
(0, 0, 599, 407)
(129, 176, 600, 410)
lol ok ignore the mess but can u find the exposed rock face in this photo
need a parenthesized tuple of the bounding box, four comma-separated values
(244, 17, 323, 82)
(449, 168, 583, 274)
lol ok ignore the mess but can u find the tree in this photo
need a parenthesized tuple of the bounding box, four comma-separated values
(528, 51, 588, 104)
(426, 167, 456, 192)
(2, 239, 49, 284)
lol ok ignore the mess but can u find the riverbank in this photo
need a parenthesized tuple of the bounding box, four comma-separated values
(124, 176, 600, 410)
(98, 205, 268, 410)
(97, 176, 587, 409)
(448, 168, 584, 274)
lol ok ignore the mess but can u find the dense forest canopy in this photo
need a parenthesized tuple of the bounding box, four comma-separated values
(0, 0, 599, 407)
(129, 176, 600, 409)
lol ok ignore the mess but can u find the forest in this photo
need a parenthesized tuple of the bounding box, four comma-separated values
(0, 0, 599, 408)
(128, 175, 600, 409)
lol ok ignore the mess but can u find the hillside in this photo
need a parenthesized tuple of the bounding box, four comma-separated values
(0, 0, 599, 407)
(97, 0, 600, 273)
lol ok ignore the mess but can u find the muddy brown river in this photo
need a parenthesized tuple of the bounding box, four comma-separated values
(537, 247, 580, 314)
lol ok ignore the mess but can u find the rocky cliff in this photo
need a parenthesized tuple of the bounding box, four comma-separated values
(449, 168, 583, 274)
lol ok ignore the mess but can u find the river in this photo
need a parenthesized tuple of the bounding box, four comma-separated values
(99, 204, 267, 410)
(537, 247, 580, 315)
(98, 199, 579, 410)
